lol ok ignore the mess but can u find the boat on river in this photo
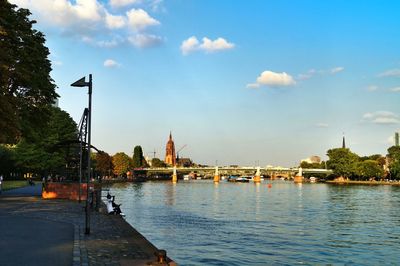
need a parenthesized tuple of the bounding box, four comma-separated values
(227, 176, 250, 182)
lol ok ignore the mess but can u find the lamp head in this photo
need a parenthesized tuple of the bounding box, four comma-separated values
(71, 77, 89, 87)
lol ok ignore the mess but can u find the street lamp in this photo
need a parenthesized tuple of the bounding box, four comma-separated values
(71, 74, 92, 235)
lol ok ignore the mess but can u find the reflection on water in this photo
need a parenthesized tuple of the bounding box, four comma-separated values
(106, 181, 400, 265)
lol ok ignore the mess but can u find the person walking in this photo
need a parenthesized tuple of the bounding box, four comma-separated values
(0, 175, 3, 194)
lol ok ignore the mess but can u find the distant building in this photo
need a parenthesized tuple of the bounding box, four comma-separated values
(165, 132, 176, 166)
(176, 157, 193, 167)
(395, 132, 399, 147)
(301, 156, 321, 164)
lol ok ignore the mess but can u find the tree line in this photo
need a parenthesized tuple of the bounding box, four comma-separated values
(300, 147, 400, 180)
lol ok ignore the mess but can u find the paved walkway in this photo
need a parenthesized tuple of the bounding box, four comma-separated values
(0, 184, 175, 266)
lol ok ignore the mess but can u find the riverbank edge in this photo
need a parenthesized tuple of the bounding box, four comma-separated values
(96, 201, 177, 265)
(326, 180, 400, 186)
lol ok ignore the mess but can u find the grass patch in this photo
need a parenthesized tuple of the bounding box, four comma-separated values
(2, 180, 30, 191)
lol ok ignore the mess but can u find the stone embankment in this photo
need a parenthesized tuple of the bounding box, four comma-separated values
(0, 185, 176, 266)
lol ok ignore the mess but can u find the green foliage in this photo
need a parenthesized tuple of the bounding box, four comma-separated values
(112, 152, 132, 176)
(300, 161, 324, 169)
(326, 148, 359, 178)
(0, 145, 15, 176)
(356, 160, 384, 180)
(0, 2, 58, 144)
(13, 107, 78, 174)
(387, 146, 400, 180)
(151, 158, 167, 168)
(132, 145, 147, 168)
(95, 152, 113, 176)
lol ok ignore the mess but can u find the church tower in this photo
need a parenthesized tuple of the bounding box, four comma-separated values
(342, 134, 346, 149)
(165, 132, 176, 166)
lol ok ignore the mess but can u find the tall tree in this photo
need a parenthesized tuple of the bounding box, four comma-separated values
(132, 145, 145, 168)
(96, 152, 113, 177)
(0, 2, 58, 144)
(326, 148, 359, 178)
(112, 152, 132, 176)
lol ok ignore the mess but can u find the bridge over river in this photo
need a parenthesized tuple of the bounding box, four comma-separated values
(138, 166, 332, 180)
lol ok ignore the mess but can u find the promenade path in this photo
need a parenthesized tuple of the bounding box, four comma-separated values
(0, 184, 174, 266)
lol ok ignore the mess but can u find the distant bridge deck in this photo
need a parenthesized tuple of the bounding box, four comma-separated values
(140, 167, 333, 176)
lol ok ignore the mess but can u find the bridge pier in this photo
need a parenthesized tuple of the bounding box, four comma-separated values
(172, 166, 177, 183)
(213, 166, 220, 183)
(271, 173, 277, 180)
(294, 167, 303, 183)
(253, 167, 261, 183)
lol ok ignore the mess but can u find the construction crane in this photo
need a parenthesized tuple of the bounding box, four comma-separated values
(147, 149, 156, 159)
(176, 144, 187, 160)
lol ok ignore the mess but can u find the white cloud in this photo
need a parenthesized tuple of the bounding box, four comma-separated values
(199, 37, 235, 53)
(247, 70, 296, 88)
(331, 66, 344, 74)
(11, 0, 105, 28)
(103, 59, 120, 67)
(180, 36, 234, 55)
(367, 85, 378, 91)
(316, 123, 329, 128)
(128, 34, 162, 48)
(109, 0, 140, 8)
(390, 87, 400, 92)
(362, 111, 400, 125)
(378, 69, 400, 77)
(126, 8, 160, 31)
(105, 12, 126, 29)
(10, 0, 163, 50)
(180, 36, 199, 55)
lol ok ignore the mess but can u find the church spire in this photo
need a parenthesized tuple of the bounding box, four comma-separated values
(342, 133, 346, 149)
(169, 131, 172, 140)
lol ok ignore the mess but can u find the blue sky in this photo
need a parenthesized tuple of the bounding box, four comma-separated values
(11, 0, 400, 166)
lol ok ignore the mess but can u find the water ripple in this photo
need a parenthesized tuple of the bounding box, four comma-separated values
(106, 181, 400, 265)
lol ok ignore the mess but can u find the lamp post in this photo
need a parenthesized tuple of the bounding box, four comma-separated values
(71, 74, 92, 235)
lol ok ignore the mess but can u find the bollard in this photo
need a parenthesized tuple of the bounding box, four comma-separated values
(155, 250, 167, 264)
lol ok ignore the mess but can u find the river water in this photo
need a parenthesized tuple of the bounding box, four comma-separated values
(106, 180, 400, 265)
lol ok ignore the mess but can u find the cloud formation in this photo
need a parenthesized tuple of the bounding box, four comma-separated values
(390, 87, 400, 92)
(331, 66, 344, 74)
(128, 33, 162, 48)
(362, 111, 400, 125)
(247, 70, 296, 88)
(103, 59, 120, 67)
(180, 36, 234, 55)
(378, 69, 400, 77)
(127, 8, 160, 31)
(109, 0, 140, 8)
(10, 0, 163, 49)
(297, 66, 344, 80)
(105, 13, 126, 29)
